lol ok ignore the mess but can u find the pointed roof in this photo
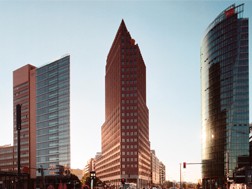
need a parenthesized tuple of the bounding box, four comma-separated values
(116, 19, 129, 36)
(107, 19, 131, 60)
(119, 19, 127, 31)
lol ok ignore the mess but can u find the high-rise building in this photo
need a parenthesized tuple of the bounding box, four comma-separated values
(13, 64, 37, 178)
(201, 4, 249, 187)
(36, 55, 70, 175)
(6, 55, 70, 178)
(95, 20, 151, 189)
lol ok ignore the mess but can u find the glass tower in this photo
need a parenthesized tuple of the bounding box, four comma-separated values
(36, 55, 70, 175)
(201, 4, 249, 187)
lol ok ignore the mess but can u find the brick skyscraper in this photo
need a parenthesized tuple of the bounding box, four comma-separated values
(96, 20, 151, 189)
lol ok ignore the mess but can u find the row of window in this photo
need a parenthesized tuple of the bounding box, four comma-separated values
(0, 156, 13, 160)
(122, 145, 137, 149)
(122, 68, 137, 72)
(122, 119, 137, 123)
(14, 82, 28, 91)
(14, 88, 28, 96)
(0, 162, 13, 166)
(122, 99, 137, 104)
(121, 61, 136, 65)
(122, 157, 137, 162)
(14, 95, 28, 103)
(122, 93, 137, 98)
(37, 61, 69, 81)
(37, 81, 69, 95)
(122, 125, 137, 130)
(122, 151, 137, 155)
(121, 54, 137, 59)
(122, 74, 136, 79)
(122, 112, 137, 117)
(37, 74, 69, 89)
(37, 141, 70, 150)
(122, 80, 137, 85)
(121, 47, 136, 53)
(122, 164, 137, 168)
(122, 132, 137, 136)
(122, 138, 137, 142)
(122, 106, 137, 110)
(37, 102, 69, 118)
(122, 87, 137, 91)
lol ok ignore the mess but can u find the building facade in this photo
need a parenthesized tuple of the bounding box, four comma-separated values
(159, 162, 166, 186)
(249, 123, 252, 162)
(0, 145, 14, 172)
(95, 20, 151, 189)
(36, 55, 70, 175)
(13, 64, 37, 178)
(83, 158, 95, 176)
(151, 150, 160, 186)
(201, 4, 249, 188)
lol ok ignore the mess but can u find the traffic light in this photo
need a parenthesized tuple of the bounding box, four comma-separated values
(90, 171, 96, 180)
(16, 104, 21, 130)
(183, 162, 186, 168)
(121, 178, 126, 185)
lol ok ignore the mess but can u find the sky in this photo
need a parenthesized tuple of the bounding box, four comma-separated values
(0, 0, 251, 183)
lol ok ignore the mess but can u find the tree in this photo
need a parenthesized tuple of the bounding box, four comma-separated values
(80, 173, 103, 188)
(162, 181, 175, 189)
(81, 173, 90, 186)
(65, 173, 81, 189)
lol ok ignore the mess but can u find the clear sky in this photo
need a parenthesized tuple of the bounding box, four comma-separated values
(0, 0, 251, 183)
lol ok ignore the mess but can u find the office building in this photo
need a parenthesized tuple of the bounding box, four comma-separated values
(0, 145, 14, 172)
(36, 55, 70, 175)
(201, 4, 249, 187)
(95, 20, 151, 189)
(13, 64, 37, 178)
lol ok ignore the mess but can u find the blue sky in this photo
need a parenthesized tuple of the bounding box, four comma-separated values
(0, 0, 251, 183)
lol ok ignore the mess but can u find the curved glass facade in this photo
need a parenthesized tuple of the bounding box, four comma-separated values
(201, 4, 249, 187)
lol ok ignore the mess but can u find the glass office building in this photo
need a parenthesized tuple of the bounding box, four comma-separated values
(36, 55, 70, 175)
(201, 4, 249, 187)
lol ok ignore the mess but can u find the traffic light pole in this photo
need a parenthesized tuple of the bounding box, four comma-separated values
(16, 104, 21, 189)
(90, 171, 96, 189)
(180, 162, 188, 189)
(91, 179, 94, 189)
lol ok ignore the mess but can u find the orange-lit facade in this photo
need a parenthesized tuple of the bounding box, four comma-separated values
(0, 145, 14, 171)
(13, 64, 37, 179)
(96, 20, 151, 189)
